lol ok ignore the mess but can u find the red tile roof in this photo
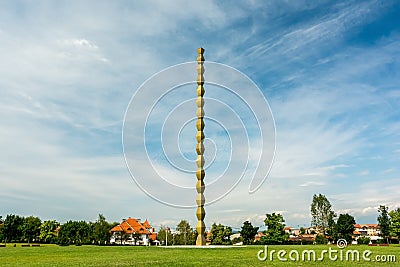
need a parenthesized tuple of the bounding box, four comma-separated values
(354, 223, 380, 229)
(110, 218, 153, 235)
(143, 219, 151, 229)
(110, 225, 124, 232)
(149, 233, 157, 241)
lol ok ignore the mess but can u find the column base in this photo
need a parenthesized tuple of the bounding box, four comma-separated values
(196, 235, 206, 246)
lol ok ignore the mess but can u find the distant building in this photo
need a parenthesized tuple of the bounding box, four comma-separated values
(254, 232, 266, 242)
(354, 224, 380, 236)
(353, 224, 382, 241)
(110, 218, 157, 245)
(284, 226, 300, 237)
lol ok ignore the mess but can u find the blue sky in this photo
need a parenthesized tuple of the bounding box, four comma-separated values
(0, 0, 399, 231)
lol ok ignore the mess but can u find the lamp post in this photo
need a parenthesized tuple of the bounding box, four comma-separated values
(195, 47, 206, 246)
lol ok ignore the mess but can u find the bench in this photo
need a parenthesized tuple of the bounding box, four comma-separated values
(379, 244, 389, 246)
(0, 244, 6, 247)
(31, 244, 40, 247)
(21, 244, 30, 247)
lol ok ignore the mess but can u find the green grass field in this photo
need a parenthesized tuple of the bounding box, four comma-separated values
(0, 244, 399, 266)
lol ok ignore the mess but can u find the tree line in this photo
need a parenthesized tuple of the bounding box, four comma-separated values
(205, 194, 400, 245)
(310, 193, 400, 244)
(0, 214, 117, 246)
(2, 194, 399, 246)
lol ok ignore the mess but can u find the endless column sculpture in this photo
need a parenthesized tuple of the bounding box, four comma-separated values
(195, 47, 206, 246)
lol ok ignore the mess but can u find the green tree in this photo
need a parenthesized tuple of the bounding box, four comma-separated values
(240, 221, 259, 245)
(261, 213, 288, 244)
(389, 208, 400, 244)
(315, 234, 328, 244)
(58, 220, 91, 246)
(21, 216, 41, 244)
(3, 214, 23, 243)
(327, 211, 337, 238)
(310, 194, 335, 235)
(92, 214, 110, 245)
(131, 232, 141, 245)
(75, 221, 91, 245)
(335, 213, 355, 243)
(378, 205, 390, 244)
(0, 216, 3, 243)
(39, 220, 60, 243)
(357, 236, 371, 245)
(210, 223, 232, 245)
(174, 220, 195, 245)
(157, 226, 173, 246)
(300, 227, 306, 235)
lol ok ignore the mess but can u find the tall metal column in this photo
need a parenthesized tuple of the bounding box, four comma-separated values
(195, 47, 206, 246)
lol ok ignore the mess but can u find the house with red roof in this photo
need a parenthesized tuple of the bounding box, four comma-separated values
(284, 226, 300, 237)
(353, 223, 381, 242)
(110, 218, 157, 245)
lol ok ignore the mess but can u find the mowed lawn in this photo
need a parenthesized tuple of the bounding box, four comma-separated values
(0, 244, 399, 266)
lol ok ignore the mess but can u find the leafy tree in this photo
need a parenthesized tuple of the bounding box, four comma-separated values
(327, 211, 337, 239)
(157, 226, 173, 246)
(174, 220, 195, 245)
(0, 216, 3, 242)
(92, 214, 110, 245)
(315, 234, 328, 244)
(3, 214, 23, 243)
(21, 216, 41, 244)
(261, 213, 288, 244)
(335, 213, 355, 243)
(300, 227, 306, 235)
(58, 220, 91, 246)
(240, 221, 259, 245)
(357, 236, 371, 245)
(115, 231, 129, 245)
(75, 221, 91, 245)
(210, 223, 232, 245)
(131, 232, 141, 245)
(310, 194, 335, 235)
(389, 208, 400, 244)
(39, 220, 60, 243)
(378, 205, 390, 244)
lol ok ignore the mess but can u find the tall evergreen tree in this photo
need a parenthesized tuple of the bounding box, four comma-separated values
(378, 205, 390, 244)
(240, 221, 259, 245)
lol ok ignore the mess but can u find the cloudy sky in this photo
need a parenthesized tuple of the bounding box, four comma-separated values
(1, 0, 399, 231)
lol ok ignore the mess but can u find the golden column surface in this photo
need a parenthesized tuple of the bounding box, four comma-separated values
(195, 47, 206, 246)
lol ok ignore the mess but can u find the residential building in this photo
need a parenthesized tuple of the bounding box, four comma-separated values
(110, 218, 157, 245)
(353, 224, 382, 241)
(284, 226, 300, 237)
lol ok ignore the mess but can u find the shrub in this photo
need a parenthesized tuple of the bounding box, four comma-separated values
(357, 236, 370, 245)
(315, 234, 327, 245)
